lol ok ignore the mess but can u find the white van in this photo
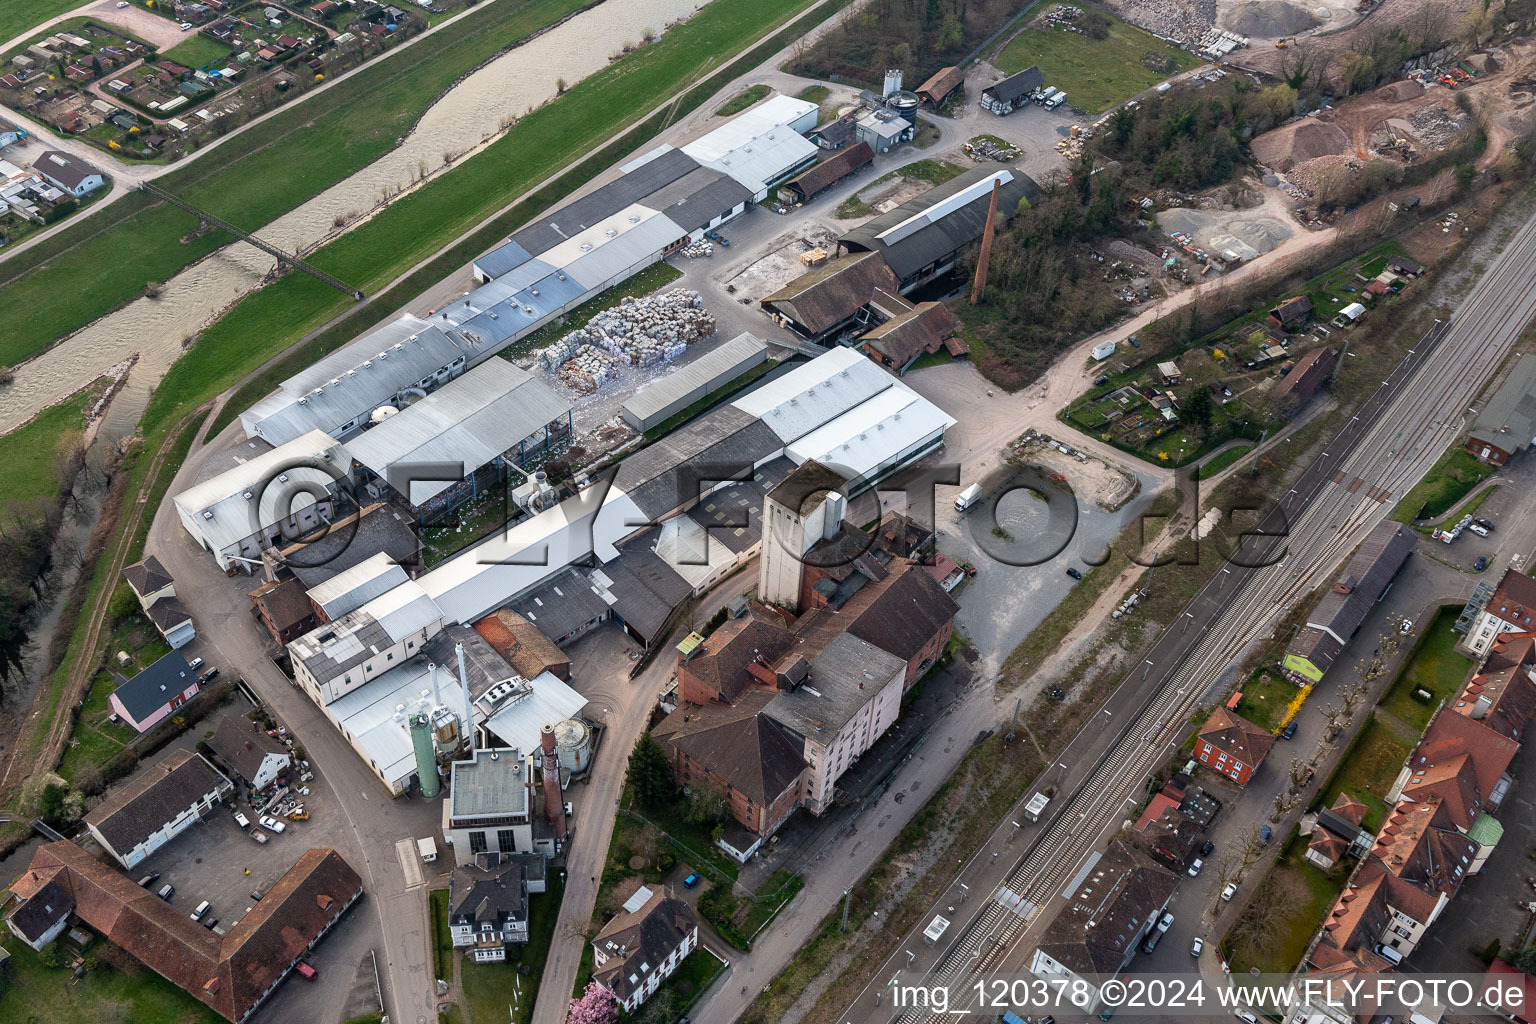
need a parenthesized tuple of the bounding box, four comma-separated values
(1375, 944, 1404, 966)
(955, 484, 983, 512)
(417, 837, 438, 863)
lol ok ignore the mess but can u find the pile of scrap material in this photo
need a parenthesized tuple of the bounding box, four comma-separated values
(553, 344, 620, 394)
(540, 289, 717, 374)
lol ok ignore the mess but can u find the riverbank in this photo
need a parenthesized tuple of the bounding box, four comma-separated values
(0, 0, 599, 368)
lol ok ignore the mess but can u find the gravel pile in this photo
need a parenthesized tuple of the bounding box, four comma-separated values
(1251, 120, 1350, 170)
(1408, 104, 1470, 149)
(1108, 0, 1216, 43)
(1224, 0, 1319, 37)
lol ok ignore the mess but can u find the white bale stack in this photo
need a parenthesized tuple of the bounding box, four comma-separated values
(539, 289, 716, 376)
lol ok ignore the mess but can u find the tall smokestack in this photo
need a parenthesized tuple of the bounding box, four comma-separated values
(541, 726, 567, 843)
(456, 643, 476, 753)
(428, 662, 440, 707)
(969, 178, 1002, 306)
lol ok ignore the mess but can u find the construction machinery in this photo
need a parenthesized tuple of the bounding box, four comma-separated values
(1275, 37, 1295, 48)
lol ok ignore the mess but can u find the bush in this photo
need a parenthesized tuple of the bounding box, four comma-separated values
(107, 583, 139, 624)
(658, 852, 677, 874)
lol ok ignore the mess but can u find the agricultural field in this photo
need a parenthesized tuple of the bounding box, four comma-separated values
(993, 5, 1197, 114)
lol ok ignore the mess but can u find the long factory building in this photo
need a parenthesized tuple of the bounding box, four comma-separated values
(241, 99, 821, 449)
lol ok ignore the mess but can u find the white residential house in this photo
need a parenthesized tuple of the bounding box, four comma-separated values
(447, 853, 544, 962)
(1464, 569, 1536, 657)
(591, 887, 700, 1012)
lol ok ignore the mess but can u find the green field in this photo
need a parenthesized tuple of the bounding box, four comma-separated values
(0, 1, 86, 43)
(160, 34, 236, 70)
(1380, 606, 1471, 733)
(1392, 444, 1496, 522)
(178, 0, 829, 439)
(0, 932, 223, 1024)
(0, 0, 600, 368)
(0, 385, 95, 511)
(993, 10, 1197, 114)
(1192, 443, 1252, 480)
(1315, 715, 1415, 831)
(718, 83, 771, 115)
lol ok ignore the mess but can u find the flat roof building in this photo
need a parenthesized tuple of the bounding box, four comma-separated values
(620, 332, 768, 431)
(679, 95, 820, 200)
(1467, 351, 1536, 465)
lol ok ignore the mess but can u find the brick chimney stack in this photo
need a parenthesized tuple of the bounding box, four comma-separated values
(969, 178, 1002, 305)
(541, 725, 566, 842)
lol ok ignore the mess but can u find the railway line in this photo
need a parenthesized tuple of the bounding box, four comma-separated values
(867, 211, 1536, 1024)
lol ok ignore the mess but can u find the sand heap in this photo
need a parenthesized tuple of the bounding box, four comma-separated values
(1375, 79, 1425, 103)
(1251, 120, 1350, 170)
(1223, 0, 1319, 36)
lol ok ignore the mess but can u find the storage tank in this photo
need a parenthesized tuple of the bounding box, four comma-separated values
(883, 69, 903, 98)
(370, 404, 398, 425)
(411, 713, 441, 798)
(552, 718, 592, 773)
(887, 90, 919, 121)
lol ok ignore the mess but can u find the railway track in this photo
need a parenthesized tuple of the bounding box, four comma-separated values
(885, 212, 1536, 1022)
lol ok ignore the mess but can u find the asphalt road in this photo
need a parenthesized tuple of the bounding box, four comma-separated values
(836, 206, 1536, 1023)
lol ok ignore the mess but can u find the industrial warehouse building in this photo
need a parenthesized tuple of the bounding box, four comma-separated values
(1283, 521, 1417, 683)
(980, 65, 1044, 116)
(778, 141, 873, 205)
(761, 251, 901, 343)
(344, 358, 574, 522)
(676, 94, 820, 199)
(172, 430, 353, 572)
(620, 332, 769, 431)
(840, 166, 1037, 291)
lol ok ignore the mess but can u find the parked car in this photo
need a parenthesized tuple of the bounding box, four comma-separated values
(683, 872, 701, 888)
(294, 961, 317, 981)
(1127, 335, 1140, 347)
(1200, 840, 1215, 857)
(1469, 523, 1489, 537)
(201, 667, 221, 682)
(259, 815, 286, 833)
(202, 917, 218, 931)
(1187, 858, 1203, 877)
(137, 872, 160, 888)
(1066, 567, 1083, 580)
(1191, 937, 1204, 957)
(179, 21, 194, 30)
(1475, 518, 1495, 532)
(157, 883, 175, 901)
(190, 900, 211, 922)
(1221, 882, 1238, 901)
(250, 889, 265, 902)
(1475, 556, 1489, 571)
(233, 811, 250, 829)
(1281, 721, 1298, 740)
(1094, 374, 1111, 386)
(1259, 825, 1272, 844)
(1399, 619, 1413, 635)
(188, 657, 205, 672)
(117, 1, 129, 6)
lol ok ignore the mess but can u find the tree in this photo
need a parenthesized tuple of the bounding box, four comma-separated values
(636, 987, 678, 1024)
(1254, 83, 1297, 127)
(680, 776, 729, 825)
(1184, 387, 1213, 426)
(1513, 945, 1536, 975)
(567, 982, 619, 1024)
(627, 733, 675, 810)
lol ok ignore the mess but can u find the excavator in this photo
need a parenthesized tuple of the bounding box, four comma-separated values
(1275, 36, 1296, 48)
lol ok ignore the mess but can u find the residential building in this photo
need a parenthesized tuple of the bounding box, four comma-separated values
(1144, 809, 1204, 870)
(248, 577, 317, 644)
(1451, 633, 1536, 739)
(1194, 707, 1273, 786)
(448, 853, 543, 961)
(8, 841, 361, 1022)
(1464, 569, 1536, 657)
(34, 150, 104, 196)
(1466, 351, 1536, 465)
(915, 65, 965, 109)
(122, 555, 196, 647)
(1283, 521, 1417, 682)
(1304, 792, 1372, 871)
(172, 431, 353, 572)
(778, 142, 873, 205)
(206, 716, 292, 792)
(145, 595, 197, 649)
(443, 748, 537, 867)
(83, 749, 233, 870)
(1028, 840, 1177, 1010)
(1268, 295, 1313, 330)
(1388, 705, 1517, 871)
(980, 66, 1043, 115)
(1371, 797, 1479, 897)
(591, 886, 699, 1012)
(839, 167, 1038, 291)
(4, 875, 72, 950)
(109, 649, 202, 733)
(1307, 857, 1447, 970)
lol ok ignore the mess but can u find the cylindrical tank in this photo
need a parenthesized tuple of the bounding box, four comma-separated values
(888, 91, 919, 121)
(431, 707, 459, 746)
(369, 404, 398, 425)
(883, 69, 903, 98)
(411, 713, 440, 798)
(553, 718, 592, 773)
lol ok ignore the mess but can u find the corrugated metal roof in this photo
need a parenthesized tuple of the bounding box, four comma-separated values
(840, 166, 1038, 280)
(734, 345, 896, 444)
(172, 430, 348, 555)
(305, 551, 409, 621)
(612, 405, 783, 521)
(557, 209, 688, 290)
(482, 670, 588, 761)
(241, 319, 479, 445)
(507, 146, 699, 256)
(1470, 351, 1536, 452)
(986, 66, 1042, 104)
(344, 360, 571, 505)
(787, 383, 955, 486)
(681, 95, 819, 195)
(621, 332, 767, 428)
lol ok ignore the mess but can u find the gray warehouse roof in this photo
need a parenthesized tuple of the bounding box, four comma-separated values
(621, 333, 768, 431)
(344, 359, 572, 506)
(1287, 521, 1416, 676)
(613, 405, 784, 522)
(985, 66, 1043, 104)
(1470, 351, 1536, 454)
(506, 147, 700, 257)
(839, 166, 1037, 280)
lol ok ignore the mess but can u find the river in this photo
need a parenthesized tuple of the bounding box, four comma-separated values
(0, 0, 707, 437)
